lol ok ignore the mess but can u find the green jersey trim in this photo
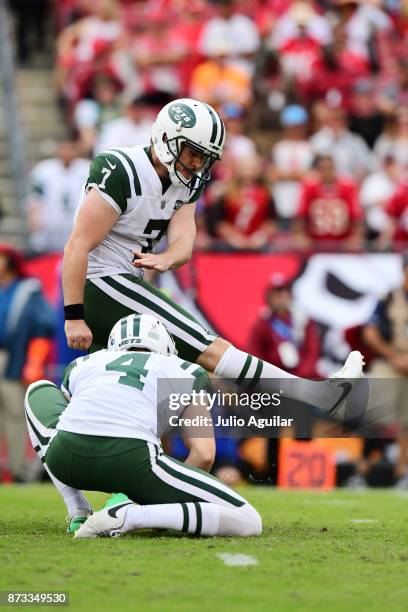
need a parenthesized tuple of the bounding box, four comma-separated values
(30, 181, 44, 196)
(143, 146, 178, 195)
(61, 359, 78, 398)
(188, 180, 205, 203)
(111, 148, 142, 196)
(143, 146, 154, 166)
(86, 152, 130, 213)
(192, 368, 212, 394)
(180, 361, 212, 394)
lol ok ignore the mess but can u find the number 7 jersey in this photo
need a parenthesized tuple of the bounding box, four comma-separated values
(58, 349, 211, 443)
(78, 145, 204, 278)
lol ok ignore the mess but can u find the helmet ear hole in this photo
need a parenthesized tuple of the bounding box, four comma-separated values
(162, 133, 168, 143)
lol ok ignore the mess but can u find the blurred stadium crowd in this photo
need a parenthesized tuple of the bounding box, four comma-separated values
(18, 0, 408, 254)
(1, 0, 408, 489)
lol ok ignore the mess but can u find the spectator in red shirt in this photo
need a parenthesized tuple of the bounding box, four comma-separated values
(248, 272, 321, 378)
(330, 0, 392, 71)
(207, 155, 276, 250)
(129, 12, 190, 98)
(380, 177, 408, 247)
(56, 0, 123, 104)
(268, 2, 330, 87)
(254, 0, 292, 37)
(293, 153, 363, 249)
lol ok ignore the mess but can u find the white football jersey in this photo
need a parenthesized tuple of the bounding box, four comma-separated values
(77, 145, 204, 278)
(28, 157, 90, 253)
(57, 349, 210, 443)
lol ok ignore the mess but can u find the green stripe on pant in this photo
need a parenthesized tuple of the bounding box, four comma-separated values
(45, 433, 244, 508)
(155, 455, 244, 507)
(84, 274, 216, 361)
(194, 502, 202, 536)
(181, 502, 189, 532)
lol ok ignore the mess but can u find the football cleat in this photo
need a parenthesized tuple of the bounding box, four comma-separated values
(103, 492, 131, 509)
(74, 501, 135, 539)
(66, 510, 92, 534)
(330, 351, 365, 380)
(326, 351, 366, 418)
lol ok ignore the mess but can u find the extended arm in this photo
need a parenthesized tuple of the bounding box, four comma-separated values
(62, 189, 119, 350)
(133, 203, 196, 272)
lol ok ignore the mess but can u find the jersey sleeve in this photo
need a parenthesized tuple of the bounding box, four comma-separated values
(177, 361, 213, 395)
(61, 359, 78, 399)
(191, 366, 213, 394)
(28, 165, 45, 197)
(85, 152, 131, 214)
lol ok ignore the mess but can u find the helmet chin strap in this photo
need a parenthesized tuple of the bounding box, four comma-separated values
(169, 156, 201, 190)
(162, 137, 211, 192)
(168, 159, 186, 188)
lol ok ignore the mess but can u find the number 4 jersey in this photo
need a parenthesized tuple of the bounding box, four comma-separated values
(58, 349, 211, 443)
(78, 145, 204, 278)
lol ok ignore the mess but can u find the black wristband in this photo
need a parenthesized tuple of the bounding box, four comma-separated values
(64, 304, 85, 320)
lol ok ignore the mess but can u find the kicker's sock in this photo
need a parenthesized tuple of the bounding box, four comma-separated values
(43, 464, 92, 517)
(213, 346, 350, 414)
(122, 502, 261, 537)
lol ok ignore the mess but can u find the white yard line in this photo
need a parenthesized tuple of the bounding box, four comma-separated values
(216, 553, 259, 567)
(350, 519, 379, 524)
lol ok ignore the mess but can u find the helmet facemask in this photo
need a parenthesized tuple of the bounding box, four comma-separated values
(163, 136, 218, 191)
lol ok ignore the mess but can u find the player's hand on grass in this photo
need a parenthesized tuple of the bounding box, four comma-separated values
(65, 320, 93, 351)
(132, 251, 172, 272)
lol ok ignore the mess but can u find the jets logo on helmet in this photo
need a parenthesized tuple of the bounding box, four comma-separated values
(151, 98, 225, 193)
(108, 314, 177, 356)
(168, 103, 197, 128)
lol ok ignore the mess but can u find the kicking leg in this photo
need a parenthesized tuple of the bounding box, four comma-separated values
(198, 338, 365, 418)
(24, 380, 92, 529)
(85, 276, 364, 417)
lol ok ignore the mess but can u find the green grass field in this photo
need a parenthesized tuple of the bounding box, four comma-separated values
(1, 484, 408, 611)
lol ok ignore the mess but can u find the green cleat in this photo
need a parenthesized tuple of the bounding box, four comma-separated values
(66, 511, 92, 534)
(103, 493, 131, 509)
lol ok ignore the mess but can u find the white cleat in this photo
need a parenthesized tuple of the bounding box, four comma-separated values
(330, 351, 365, 380)
(74, 501, 135, 539)
(326, 351, 366, 417)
